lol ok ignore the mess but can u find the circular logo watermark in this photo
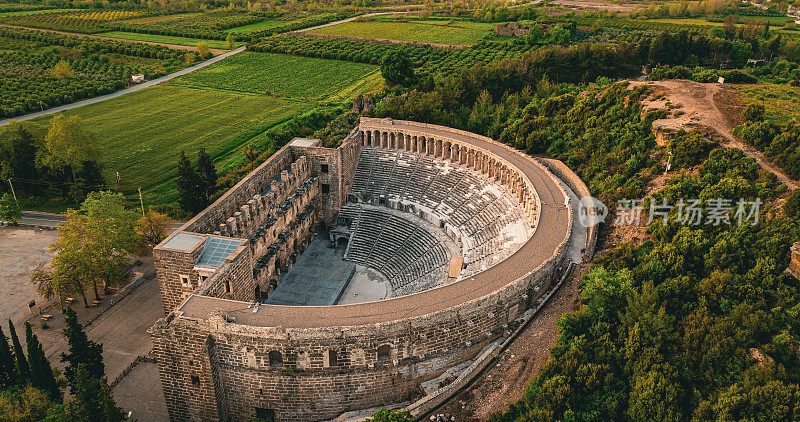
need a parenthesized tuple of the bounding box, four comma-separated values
(577, 196, 608, 228)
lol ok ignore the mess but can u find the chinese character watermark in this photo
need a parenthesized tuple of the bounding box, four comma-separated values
(576, 196, 761, 228)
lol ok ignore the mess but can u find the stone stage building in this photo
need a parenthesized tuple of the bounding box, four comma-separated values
(150, 118, 575, 421)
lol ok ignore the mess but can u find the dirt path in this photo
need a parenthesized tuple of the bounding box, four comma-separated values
(436, 263, 583, 420)
(424, 79, 797, 421)
(0, 24, 227, 55)
(631, 79, 798, 190)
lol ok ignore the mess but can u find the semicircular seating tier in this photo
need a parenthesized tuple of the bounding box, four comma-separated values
(338, 146, 534, 296)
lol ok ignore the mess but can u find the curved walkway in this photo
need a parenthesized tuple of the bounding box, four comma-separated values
(0, 46, 246, 126)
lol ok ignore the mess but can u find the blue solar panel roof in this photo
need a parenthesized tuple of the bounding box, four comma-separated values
(195, 237, 244, 268)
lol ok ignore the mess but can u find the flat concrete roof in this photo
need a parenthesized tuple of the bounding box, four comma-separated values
(288, 138, 322, 148)
(160, 232, 204, 252)
(178, 120, 571, 329)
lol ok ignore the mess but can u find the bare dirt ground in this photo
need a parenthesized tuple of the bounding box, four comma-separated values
(431, 80, 768, 420)
(0, 227, 57, 325)
(631, 79, 798, 190)
(551, 0, 645, 12)
(0, 225, 167, 417)
(436, 263, 583, 420)
(0, 24, 227, 55)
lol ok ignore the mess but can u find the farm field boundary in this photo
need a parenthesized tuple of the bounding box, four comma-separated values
(0, 23, 228, 53)
(99, 31, 240, 49)
(299, 31, 470, 49)
(304, 18, 496, 47)
(0, 46, 245, 126)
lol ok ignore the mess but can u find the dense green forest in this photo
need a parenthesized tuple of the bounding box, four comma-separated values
(363, 39, 800, 418)
(2, 0, 800, 420)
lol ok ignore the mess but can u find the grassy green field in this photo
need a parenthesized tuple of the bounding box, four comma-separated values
(223, 19, 285, 33)
(734, 83, 800, 125)
(99, 31, 238, 49)
(308, 18, 496, 45)
(27, 52, 383, 208)
(33, 85, 307, 206)
(175, 52, 382, 101)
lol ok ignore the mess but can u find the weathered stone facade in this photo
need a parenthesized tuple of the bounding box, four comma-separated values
(150, 119, 573, 422)
(495, 22, 531, 37)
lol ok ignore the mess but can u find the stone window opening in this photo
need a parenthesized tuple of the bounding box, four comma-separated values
(190, 375, 200, 386)
(328, 350, 338, 367)
(179, 275, 191, 287)
(225, 279, 231, 294)
(321, 164, 329, 173)
(322, 183, 330, 194)
(269, 351, 283, 367)
(377, 344, 391, 362)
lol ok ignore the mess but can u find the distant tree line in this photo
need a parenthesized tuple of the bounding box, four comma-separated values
(0, 118, 104, 205)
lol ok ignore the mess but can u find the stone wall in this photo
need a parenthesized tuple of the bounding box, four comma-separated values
(290, 128, 361, 224)
(358, 118, 541, 229)
(154, 144, 321, 314)
(197, 245, 255, 303)
(183, 147, 294, 235)
(536, 157, 599, 259)
(152, 248, 563, 421)
(150, 121, 573, 422)
(154, 240, 205, 315)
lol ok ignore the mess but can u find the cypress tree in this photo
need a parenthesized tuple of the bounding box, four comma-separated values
(0, 325, 17, 389)
(196, 148, 217, 208)
(25, 322, 61, 401)
(65, 366, 124, 422)
(61, 308, 104, 392)
(176, 150, 201, 214)
(8, 320, 29, 383)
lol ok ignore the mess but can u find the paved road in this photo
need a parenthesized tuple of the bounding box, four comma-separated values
(19, 211, 66, 228)
(292, 12, 396, 33)
(15, 211, 184, 231)
(0, 46, 246, 126)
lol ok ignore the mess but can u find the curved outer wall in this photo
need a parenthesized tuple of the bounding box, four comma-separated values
(150, 119, 573, 422)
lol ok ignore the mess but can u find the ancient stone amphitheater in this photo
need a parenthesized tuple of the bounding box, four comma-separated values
(150, 118, 583, 422)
